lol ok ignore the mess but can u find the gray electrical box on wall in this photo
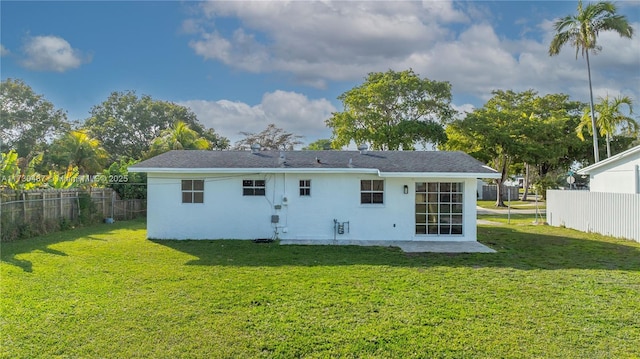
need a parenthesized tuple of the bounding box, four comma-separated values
(271, 215, 280, 223)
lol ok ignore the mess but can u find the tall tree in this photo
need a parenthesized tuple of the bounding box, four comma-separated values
(101, 158, 147, 199)
(303, 139, 336, 150)
(0, 78, 69, 158)
(444, 90, 581, 207)
(549, 0, 634, 163)
(577, 95, 637, 158)
(147, 121, 211, 157)
(326, 69, 454, 150)
(49, 130, 108, 175)
(234, 123, 304, 151)
(84, 91, 228, 160)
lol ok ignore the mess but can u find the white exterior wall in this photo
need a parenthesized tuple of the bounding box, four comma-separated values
(146, 173, 478, 242)
(476, 180, 485, 200)
(588, 153, 640, 194)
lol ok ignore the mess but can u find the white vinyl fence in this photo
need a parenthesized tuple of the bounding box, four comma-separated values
(547, 190, 640, 242)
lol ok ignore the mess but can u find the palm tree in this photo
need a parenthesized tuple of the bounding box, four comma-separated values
(147, 121, 210, 157)
(577, 95, 638, 157)
(52, 130, 108, 175)
(549, 0, 634, 163)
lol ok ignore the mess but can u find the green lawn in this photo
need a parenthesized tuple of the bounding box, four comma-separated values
(2, 219, 639, 358)
(477, 199, 546, 210)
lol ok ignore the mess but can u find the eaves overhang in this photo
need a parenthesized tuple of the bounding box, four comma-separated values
(129, 166, 501, 179)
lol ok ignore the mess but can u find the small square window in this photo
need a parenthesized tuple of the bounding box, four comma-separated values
(299, 180, 311, 196)
(181, 180, 204, 204)
(360, 180, 384, 204)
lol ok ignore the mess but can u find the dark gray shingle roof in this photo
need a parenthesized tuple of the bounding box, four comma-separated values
(130, 150, 497, 174)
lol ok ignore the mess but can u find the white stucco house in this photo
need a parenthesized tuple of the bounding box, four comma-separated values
(577, 145, 640, 194)
(129, 149, 500, 244)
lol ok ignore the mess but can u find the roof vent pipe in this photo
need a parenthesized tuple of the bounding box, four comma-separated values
(250, 143, 261, 154)
(357, 144, 368, 154)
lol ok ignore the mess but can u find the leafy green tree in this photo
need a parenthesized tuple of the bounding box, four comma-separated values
(234, 123, 304, 151)
(46, 165, 80, 189)
(0, 78, 69, 158)
(49, 130, 108, 175)
(326, 69, 454, 150)
(84, 91, 228, 160)
(521, 93, 590, 172)
(1, 150, 21, 190)
(1, 150, 47, 190)
(577, 95, 637, 158)
(444, 90, 582, 206)
(101, 158, 146, 199)
(549, 0, 634, 163)
(200, 128, 230, 150)
(303, 139, 336, 150)
(147, 121, 211, 157)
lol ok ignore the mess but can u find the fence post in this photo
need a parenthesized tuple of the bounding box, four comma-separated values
(507, 186, 511, 224)
(22, 192, 27, 220)
(75, 190, 79, 218)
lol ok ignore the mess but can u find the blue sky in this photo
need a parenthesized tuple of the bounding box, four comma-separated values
(1, 1, 639, 146)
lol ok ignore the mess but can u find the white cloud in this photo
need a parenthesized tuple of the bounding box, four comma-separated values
(0, 44, 9, 57)
(186, 1, 639, 109)
(189, 31, 233, 63)
(20, 35, 90, 72)
(188, 1, 457, 86)
(452, 103, 475, 119)
(180, 90, 337, 146)
(421, 0, 469, 23)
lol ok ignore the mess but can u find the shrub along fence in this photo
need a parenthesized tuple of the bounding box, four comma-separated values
(1, 188, 146, 241)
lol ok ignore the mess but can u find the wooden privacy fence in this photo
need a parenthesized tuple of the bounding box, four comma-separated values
(481, 185, 520, 201)
(1, 189, 145, 240)
(547, 190, 640, 243)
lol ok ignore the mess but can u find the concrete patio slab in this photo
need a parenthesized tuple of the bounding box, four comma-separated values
(280, 239, 496, 253)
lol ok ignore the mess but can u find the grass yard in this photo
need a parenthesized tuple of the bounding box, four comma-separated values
(2, 219, 639, 358)
(477, 200, 546, 210)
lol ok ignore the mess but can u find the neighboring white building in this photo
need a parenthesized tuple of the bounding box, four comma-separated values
(130, 150, 500, 243)
(577, 145, 640, 194)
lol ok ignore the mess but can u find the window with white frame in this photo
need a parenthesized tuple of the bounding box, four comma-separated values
(361, 179, 384, 204)
(182, 180, 204, 203)
(243, 179, 266, 196)
(415, 182, 463, 235)
(299, 180, 311, 196)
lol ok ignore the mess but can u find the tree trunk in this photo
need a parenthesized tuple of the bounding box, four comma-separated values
(494, 155, 509, 207)
(522, 163, 530, 201)
(606, 133, 611, 158)
(585, 50, 600, 163)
